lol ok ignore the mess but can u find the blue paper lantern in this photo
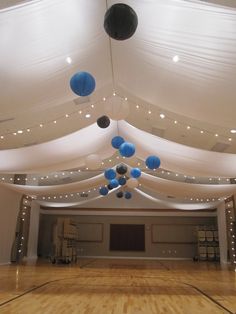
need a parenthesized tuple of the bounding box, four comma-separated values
(111, 136, 125, 149)
(110, 178, 119, 188)
(118, 176, 127, 186)
(70, 71, 95, 96)
(124, 191, 132, 199)
(145, 155, 161, 170)
(99, 186, 108, 196)
(119, 142, 135, 158)
(104, 168, 116, 180)
(130, 168, 141, 178)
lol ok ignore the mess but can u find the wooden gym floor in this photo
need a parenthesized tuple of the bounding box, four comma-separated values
(0, 259, 235, 314)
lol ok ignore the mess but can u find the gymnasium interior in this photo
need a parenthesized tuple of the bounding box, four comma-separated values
(0, 0, 236, 313)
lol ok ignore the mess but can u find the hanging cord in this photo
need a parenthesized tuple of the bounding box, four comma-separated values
(105, 0, 116, 90)
(117, 120, 120, 136)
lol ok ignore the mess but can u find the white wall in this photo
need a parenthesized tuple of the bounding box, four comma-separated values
(27, 200, 40, 260)
(0, 185, 22, 264)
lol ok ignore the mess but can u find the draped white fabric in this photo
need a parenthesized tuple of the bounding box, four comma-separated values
(1, 0, 236, 127)
(0, 173, 106, 195)
(139, 172, 235, 198)
(119, 121, 236, 177)
(134, 189, 218, 211)
(111, 0, 236, 128)
(1, 0, 236, 208)
(0, 121, 117, 173)
(0, 0, 111, 118)
(1, 120, 236, 178)
(2, 164, 236, 199)
(36, 187, 218, 210)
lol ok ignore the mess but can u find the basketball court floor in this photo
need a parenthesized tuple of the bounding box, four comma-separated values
(0, 259, 235, 313)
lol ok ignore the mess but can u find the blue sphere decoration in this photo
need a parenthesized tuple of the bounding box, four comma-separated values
(145, 155, 161, 170)
(130, 168, 141, 178)
(70, 71, 95, 96)
(111, 136, 125, 149)
(99, 186, 108, 196)
(104, 168, 116, 180)
(124, 191, 132, 199)
(118, 176, 127, 186)
(110, 178, 119, 188)
(119, 142, 135, 158)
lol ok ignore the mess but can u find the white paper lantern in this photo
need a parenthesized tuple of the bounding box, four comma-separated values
(126, 178, 139, 189)
(104, 96, 130, 120)
(85, 154, 102, 170)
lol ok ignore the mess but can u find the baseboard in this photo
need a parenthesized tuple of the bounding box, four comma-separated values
(0, 262, 11, 265)
(26, 256, 38, 260)
(79, 256, 192, 260)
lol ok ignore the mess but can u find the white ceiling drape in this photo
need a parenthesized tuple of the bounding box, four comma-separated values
(1, 121, 236, 178)
(0, 121, 117, 173)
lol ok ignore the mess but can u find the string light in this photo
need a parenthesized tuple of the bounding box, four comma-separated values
(0, 92, 234, 148)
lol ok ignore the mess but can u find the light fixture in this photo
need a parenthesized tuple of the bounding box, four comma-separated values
(173, 55, 179, 63)
(103, 97, 106, 101)
(53, 120, 57, 124)
(65, 114, 69, 118)
(148, 110, 151, 114)
(136, 105, 139, 109)
(160, 113, 165, 119)
(66, 57, 72, 64)
(27, 128, 30, 132)
(229, 138, 232, 141)
(85, 114, 91, 118)
(39, 124, 43, 128)
(215, 133, 218, 137)
(187, 126, 190, 130)
(200, 130, 204, 134)
(230, 129, 236, 134)
(17, 130, 23, 134)
(174, 120, 178, 124)
(124, 97, 128, 101)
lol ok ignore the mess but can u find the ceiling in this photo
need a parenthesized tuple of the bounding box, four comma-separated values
(0, 0, 236, 209)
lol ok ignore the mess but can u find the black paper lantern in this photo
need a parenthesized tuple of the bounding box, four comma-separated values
(97, 115, 110, 128)
(116, 163, 127, 175)
(107, 184, 113, 190)
(116, 191, 124, 198)
(104, 3, 138, 41)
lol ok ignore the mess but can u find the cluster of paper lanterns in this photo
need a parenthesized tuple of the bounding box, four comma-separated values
(69, 5, 161, 201)
(99, 135, 139, 199)
(99, 134, 161, 199)
(99, 162, 140, 199)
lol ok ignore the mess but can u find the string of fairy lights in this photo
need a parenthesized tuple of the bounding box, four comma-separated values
(225, 199, 236, 270)
(0, 92, 235, 143)
(0, 94, 235, 203)
(0, 154, 235, 185)
(37, 188, 228, 203)
(0, 152, 236, 186)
